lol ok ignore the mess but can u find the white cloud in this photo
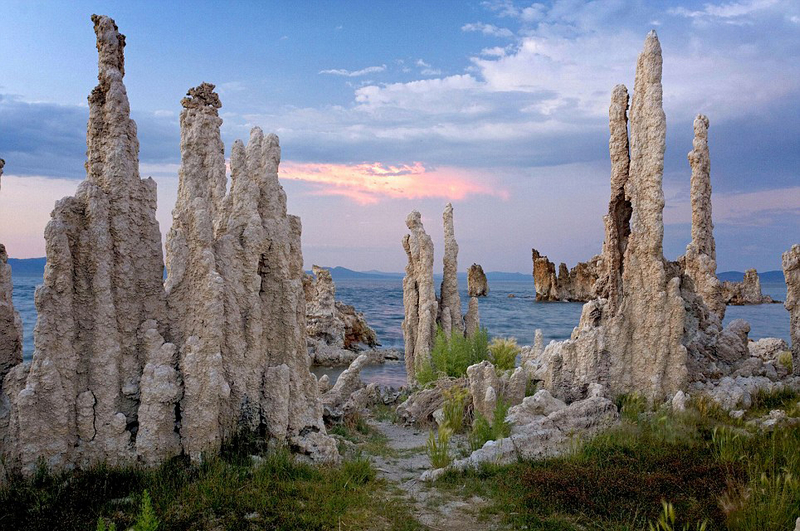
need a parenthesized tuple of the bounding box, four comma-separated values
(415, 59, 442, 75)
(669, 0, 779, 20)
(319, 64, 387, 77)
(461, 22, 515, 38)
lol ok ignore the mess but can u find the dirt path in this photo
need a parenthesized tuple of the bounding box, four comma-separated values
(366, 420, 505, 531)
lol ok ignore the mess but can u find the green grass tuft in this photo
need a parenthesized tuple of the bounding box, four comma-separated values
(418, 327, 490, 385)
(488, 337, 520, 371)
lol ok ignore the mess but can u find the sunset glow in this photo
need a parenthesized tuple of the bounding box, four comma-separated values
(280, 161, 508, 204)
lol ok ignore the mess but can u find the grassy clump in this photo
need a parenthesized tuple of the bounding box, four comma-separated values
(441, 386, 470, 434)
(426, 426, 453, 469)
(417, 327, 489, 385)
(469, 399, 511, 452)
(487, 337, 520, 371)
(0, 445, 419, 530)
(649, 501, 708, 531)
(777, 351, 793, 373)
(436, 395, 800, 530)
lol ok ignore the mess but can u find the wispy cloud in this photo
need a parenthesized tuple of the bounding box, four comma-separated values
(280, 161, 508, 204)
(664, 186, 800, 226)
(319, 65, 387, 77)
(461, 22, 515, 38)
(669, 0, 779, 20)
(415, 59, 441, 75)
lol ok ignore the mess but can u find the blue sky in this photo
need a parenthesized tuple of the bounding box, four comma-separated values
(0, 0, 798, 273)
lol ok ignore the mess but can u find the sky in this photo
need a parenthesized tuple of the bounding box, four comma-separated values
(0, 0, 798, 274)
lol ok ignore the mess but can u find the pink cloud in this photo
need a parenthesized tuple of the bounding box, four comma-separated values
(280, 161, 507, 204)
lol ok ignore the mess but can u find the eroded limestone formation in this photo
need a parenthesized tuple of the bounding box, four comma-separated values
(594, 85, 632, 313)
(721, 269, 776, 305)
(530, 31, 735, 402)
(784, 245, 800, 375)
(532, 250, 601, 302)
(681, 115, 724, 320)
(1, 17, 337, 474)
(2, 15, 169, 471)
(402, 211, 437, 383)
(165, 84, 336, 463)
(0, 159, 23, 385)
(304, 266, 378, 365)
(532, 249, 559, 301)
(467, 264, 489, 297)
(439, 203, 464, 336)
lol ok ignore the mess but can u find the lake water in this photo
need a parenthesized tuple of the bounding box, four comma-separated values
(11, 275, 790, 387)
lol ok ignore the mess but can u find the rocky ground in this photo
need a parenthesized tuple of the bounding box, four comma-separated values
(366, 419, 504, 531)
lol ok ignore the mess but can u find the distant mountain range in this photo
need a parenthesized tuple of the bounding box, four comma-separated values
(718, 270, 784, 283)
(310, 266, 532, 282)
(8, 258, 785, 284)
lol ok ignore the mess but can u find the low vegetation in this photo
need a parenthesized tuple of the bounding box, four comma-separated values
(0, 437, 418, 531)
(435, 388, 800, 530)
(469, 399, 512, 452)
(416, 327, 489, 384)
(487, 337, 521, 371)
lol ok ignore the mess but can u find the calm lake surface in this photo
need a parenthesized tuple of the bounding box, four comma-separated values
(12, 276, 789, 387)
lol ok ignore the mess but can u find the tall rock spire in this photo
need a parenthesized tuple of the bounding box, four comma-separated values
(402, 211, 436, 383)
(2, 15, 169, 472)
(683, 115, 724, 320)
(166, 84, 337, 462)
(439, 203, 464, 336)
(783, 245, 800, 376)
(596, 84, 631, 312)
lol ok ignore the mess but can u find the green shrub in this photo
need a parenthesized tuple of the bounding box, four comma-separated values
(442, 386, 470, 433)
(469, 399, 511, 451)
(132, 490, 159, 531)
(96, 518, 116, 531)
(427, 426, 453, 469)
(488, 337, 520, 371)
(418, 327, 489, 384)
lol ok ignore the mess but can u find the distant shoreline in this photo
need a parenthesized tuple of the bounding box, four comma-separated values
(6, 257, 786, 283)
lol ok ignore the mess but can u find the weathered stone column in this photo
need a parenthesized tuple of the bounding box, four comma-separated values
(439, 203, 464, 335)
(402, 211, 436, 383)
(166, 82, 337, 462)
(683, 114, 724, 320)
(532, 249, 559, 301)
(0, 159, 23, 386)
(596, 84, 631, 312)
(2, 15, 169, 472)
(783, 245, 800, 375)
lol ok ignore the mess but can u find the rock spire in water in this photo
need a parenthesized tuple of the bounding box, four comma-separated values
(402, 211, 437, 383)
(467, 263, 489, 297)
(683, 114, 724, 320)
(784, 245, 800, 375)
(2, 15, 169, 471)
